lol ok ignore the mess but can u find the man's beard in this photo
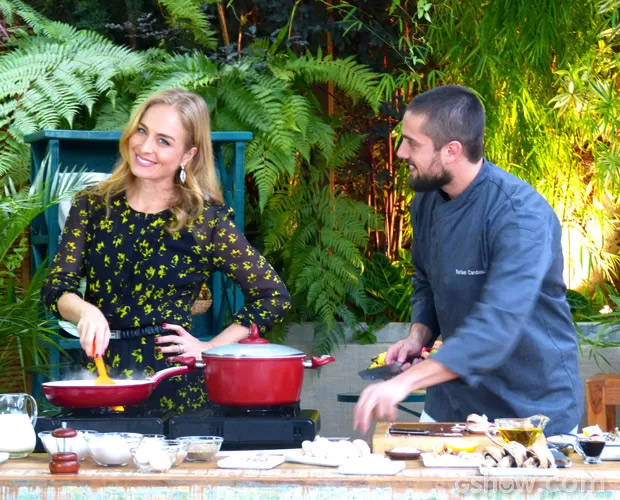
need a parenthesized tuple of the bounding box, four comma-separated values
(407, 154, 453, 192)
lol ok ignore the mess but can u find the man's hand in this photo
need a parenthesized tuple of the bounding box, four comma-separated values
(385, 337, 424, 369)
(353, 377, 413, 434)
(77, 303, 111, 358)
(386, 323, 433, 369)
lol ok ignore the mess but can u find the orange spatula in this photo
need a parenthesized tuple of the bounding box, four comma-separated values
(93, 339, 115, 386)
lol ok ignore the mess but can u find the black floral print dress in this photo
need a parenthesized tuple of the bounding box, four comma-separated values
(42, 190, 291, 415)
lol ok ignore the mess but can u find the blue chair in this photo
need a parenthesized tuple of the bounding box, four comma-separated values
(25, 129, 253, 387)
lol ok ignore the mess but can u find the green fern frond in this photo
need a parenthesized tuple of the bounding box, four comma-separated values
(158, 0, 217, 49)
(327, 133, 366, 169)
(0, 137, 28, 184)
(306, 115, 335, 158)
(1, 0, 49, 34)
(41, 20, 78, 40)
(287, 53, 379, 111)
(94, 96, 132, 130)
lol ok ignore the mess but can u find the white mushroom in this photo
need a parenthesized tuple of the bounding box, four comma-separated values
(503, 441, 528, 467)
(352, 439, 371, 457)
(526, 445, 555, 469)
(483, 446, 504, 467)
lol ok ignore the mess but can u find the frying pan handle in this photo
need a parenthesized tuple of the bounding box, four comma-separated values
(304, 355, 335, 369)
(167, 355, 205, 369)
(149, 361, 199, 388)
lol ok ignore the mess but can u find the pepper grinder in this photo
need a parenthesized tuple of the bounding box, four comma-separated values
(49, 422, 79, 474)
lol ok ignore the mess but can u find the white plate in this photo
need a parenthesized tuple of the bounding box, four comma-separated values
(216, 449, 296, 458)
(217, 454, 285, 470)
(479, 465, 557, 477)
(338, 460, 406, 476)
(284, 451, 343, 467)
(0, 452, 9, 464)
(421, 452, 485, 468)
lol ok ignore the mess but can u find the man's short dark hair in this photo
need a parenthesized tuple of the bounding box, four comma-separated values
(406, 85, 485, 162)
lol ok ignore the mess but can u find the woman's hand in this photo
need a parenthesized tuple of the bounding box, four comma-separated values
(77, 302, 111, 358)
(156, 323, 212, 359)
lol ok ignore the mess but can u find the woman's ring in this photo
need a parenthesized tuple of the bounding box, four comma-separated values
(178, 344, 184, 355)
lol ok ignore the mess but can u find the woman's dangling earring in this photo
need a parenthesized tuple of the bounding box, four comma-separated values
(179, 164, 186, 184)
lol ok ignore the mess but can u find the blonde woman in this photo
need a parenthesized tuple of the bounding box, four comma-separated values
(42, 88, 291, 412)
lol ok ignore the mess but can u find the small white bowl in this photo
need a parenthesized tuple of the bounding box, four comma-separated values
(130, 441, 180, 473)
(177, 436, 223, 462)
(87, 432, 143, 466)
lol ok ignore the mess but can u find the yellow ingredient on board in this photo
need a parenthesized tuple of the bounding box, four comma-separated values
(368, 351, 387, 369)
(444, 440, 479, 453)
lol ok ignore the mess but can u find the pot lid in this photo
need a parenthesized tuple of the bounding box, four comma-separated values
(202, 324, 305, 358)
(203, 343, 304, 358)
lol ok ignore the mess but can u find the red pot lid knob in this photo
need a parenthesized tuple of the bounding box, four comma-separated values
(239, 324, 270, 344)
(52, 422, 77, 438)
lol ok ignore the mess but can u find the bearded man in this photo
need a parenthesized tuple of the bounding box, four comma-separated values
(354, 85, 582, 436)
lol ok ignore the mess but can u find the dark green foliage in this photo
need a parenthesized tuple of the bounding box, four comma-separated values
(0, 155, 90, 392)
(362, 252, 413, 324)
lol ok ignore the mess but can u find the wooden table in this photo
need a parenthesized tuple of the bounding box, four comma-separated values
(2, 452, 620, 499)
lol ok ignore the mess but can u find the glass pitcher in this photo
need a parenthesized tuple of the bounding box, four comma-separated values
(494, 414, 550, 447)
(0, 393, 38, 458)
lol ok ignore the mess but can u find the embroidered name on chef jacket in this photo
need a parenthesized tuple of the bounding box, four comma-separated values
(455, 269, 487, 275)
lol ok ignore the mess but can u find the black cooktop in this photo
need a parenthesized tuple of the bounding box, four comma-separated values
(169, 408, 320, 450)
(34, 403, 320, 452)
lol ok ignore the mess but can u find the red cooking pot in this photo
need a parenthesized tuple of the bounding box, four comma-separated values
(174, 326, 335, 406)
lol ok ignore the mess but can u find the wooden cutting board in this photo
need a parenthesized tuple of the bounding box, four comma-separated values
(372, 422, 546, 454)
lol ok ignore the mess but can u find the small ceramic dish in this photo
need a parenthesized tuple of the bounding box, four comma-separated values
(385, 447, 421, 460)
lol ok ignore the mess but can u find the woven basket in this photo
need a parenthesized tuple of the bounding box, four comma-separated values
(191, 285, 213, 315)
(191, 298, 212, 315)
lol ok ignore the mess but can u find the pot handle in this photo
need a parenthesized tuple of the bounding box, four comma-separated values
(167, 355, 205, 369)
(303, 355, 335, 369)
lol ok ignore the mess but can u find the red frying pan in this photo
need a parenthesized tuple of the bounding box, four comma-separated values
(41, 365, 198, 408)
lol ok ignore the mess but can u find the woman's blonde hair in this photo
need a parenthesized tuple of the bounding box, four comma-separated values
(94, 88, 223, 231)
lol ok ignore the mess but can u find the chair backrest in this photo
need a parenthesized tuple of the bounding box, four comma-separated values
(25, 129, 253, 336)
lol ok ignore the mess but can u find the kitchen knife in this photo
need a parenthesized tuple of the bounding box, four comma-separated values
(358, 363, 404, 380)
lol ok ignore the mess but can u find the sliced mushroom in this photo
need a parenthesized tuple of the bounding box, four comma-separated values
(483, 446, 504, 467)
(526, 445, 555, 468)
(503, 441, 528, 467)
(522, 456, 539, 468)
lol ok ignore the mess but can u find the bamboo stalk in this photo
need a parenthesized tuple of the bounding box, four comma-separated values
(217, 2, 230, 46)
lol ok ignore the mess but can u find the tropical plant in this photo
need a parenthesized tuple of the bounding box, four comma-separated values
(0, 3, 384, 353)
(157, 0, 217, 49)
(0, 4, 145, 186)
(361, 251, 413, 324)
(0, 155, 89, 392)
(260, 138, 383, 354)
